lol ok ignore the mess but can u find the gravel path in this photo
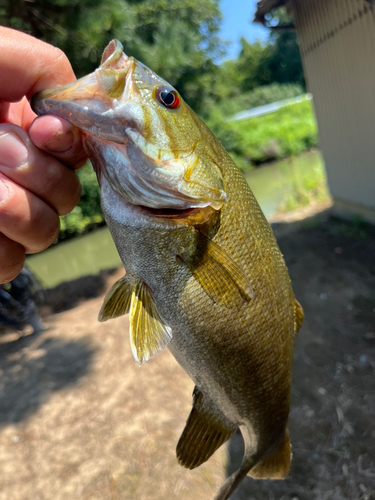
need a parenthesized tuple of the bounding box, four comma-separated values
(0, 210, 374, 500)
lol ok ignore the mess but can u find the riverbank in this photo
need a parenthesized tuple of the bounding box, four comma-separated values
(1, 207, 374, 500)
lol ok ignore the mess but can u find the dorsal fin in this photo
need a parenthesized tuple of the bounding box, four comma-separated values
(99, 275, 133, 322)
(129, 280, 172, 365)
(177, 387, 236, 469)
(294, 299, 304, 335)
(179, 230, 253, 309)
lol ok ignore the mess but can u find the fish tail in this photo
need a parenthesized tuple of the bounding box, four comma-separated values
(248, 429, 291, 479)
(214, 429, 291, 500)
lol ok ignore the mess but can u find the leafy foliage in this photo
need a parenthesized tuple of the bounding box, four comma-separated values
(207, 98, 318, 170)
(0, 0, 223, 112)
(59, 162, 102, 239)
(212, 83, 303, 117)
(277, 156, 329, 213)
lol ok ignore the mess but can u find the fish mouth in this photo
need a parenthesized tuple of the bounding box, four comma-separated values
(139, 205, 217, 225)
(31, 39, 227, 213)
(31, 40, 133, 144)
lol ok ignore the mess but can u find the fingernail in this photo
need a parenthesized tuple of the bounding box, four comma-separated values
(0, 178, 9, 203)
(44, 130, 75, 153)
(0, 132, 28, 168)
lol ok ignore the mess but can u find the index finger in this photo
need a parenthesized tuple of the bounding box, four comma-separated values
(0, 27, 76, 103)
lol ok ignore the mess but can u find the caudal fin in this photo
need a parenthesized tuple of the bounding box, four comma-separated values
(249, 430, 291, 479)
(214, 430, 292, 500)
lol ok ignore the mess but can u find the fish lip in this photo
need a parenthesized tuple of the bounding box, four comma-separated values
(31, 94, 131, 145)
(31, 45, 132, 136)
(31, 96, 97, 128)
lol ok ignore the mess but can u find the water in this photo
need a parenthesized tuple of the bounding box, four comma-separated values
(26, 150, 324, 288)
(27, 227, 122, 288)
(245, 150, 323, 219)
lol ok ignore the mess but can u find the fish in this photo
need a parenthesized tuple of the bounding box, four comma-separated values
(31, 40, 304, 500)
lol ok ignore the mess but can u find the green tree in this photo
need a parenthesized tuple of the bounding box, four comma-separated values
(235, 38, 272, 91)
(0, 0, 223, 111)
(263, 7, 305, 87)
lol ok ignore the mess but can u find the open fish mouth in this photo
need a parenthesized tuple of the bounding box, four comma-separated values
(31, 40, 135, 143)
(31, 40, 227, 212)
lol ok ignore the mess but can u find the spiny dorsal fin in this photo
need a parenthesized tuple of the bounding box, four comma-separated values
(177, 387, 236, 470)
(99, 276, 133, 322)
(130, 280, 172, 366)
(294, 299, 304, 335)
(180, 231, 253, 308)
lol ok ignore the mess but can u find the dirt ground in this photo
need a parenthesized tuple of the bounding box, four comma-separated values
(0, 208, 374, 500)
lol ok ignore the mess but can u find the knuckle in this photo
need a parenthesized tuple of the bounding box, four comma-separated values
(26, 207, 60, 253)
(0, 261, 24, 284)
(0, 240, 25, 284)
(58, 177, 82, 216)
(37, 220, 60, 252)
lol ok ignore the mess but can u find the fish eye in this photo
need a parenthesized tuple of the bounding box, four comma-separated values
(155, 87, 180, 109)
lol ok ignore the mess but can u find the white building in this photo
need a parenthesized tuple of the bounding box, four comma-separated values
(255, 0, 375, 223)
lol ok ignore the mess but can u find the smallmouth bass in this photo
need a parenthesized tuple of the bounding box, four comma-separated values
(32, 40, 303, 500)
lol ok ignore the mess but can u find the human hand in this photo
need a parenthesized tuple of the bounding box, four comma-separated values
(0, 27, 87, 284)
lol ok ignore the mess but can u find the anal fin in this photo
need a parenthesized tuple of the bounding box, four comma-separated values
(177, 386, 236, 469)
(180, 230, 253, 309)
(249, 430, 292, 480)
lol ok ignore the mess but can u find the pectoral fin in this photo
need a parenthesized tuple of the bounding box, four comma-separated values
(180, 231, 253, 308)
(99, 276, 133, 321)
(177, 387, 236, 469)
(130, 280, 172, 366)
(99, 276, 171, 366)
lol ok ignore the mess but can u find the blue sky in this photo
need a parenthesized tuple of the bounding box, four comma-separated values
(219, 0, 269, 60)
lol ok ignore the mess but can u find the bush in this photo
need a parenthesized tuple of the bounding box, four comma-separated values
(213, 83, 304, 117)
(206, 97, 318, 169)
(59, 162, 103, 239)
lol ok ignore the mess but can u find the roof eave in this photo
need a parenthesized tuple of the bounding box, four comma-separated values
(253, 0, 288, 25)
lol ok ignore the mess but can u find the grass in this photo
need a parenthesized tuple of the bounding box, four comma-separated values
(277, 153, 330, 213)
(206, 97, 318, 170)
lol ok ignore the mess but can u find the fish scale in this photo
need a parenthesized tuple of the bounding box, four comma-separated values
(31, 39, 303, 500)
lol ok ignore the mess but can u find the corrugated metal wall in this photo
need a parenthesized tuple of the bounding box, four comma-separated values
(291, 0, 375, 219)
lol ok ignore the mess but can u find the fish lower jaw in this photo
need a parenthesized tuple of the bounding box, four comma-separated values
(137, 204, 218, 225)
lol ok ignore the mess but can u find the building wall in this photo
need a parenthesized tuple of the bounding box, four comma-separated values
(291, 0, 375, 221)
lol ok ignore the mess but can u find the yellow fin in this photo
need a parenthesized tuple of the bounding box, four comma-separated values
(249, 430, 292, 480)
(130, 280, 172, 366)
(294, 299, 304, 335)
(180, 231, 253, 308)
(177, 387, 236, 469)
(98, 276, 133, 322)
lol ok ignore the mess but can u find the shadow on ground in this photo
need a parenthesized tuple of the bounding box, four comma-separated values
(41, 268, 119, 314)
(0, 332, 95, 423)
(225, 212, 375, 500)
